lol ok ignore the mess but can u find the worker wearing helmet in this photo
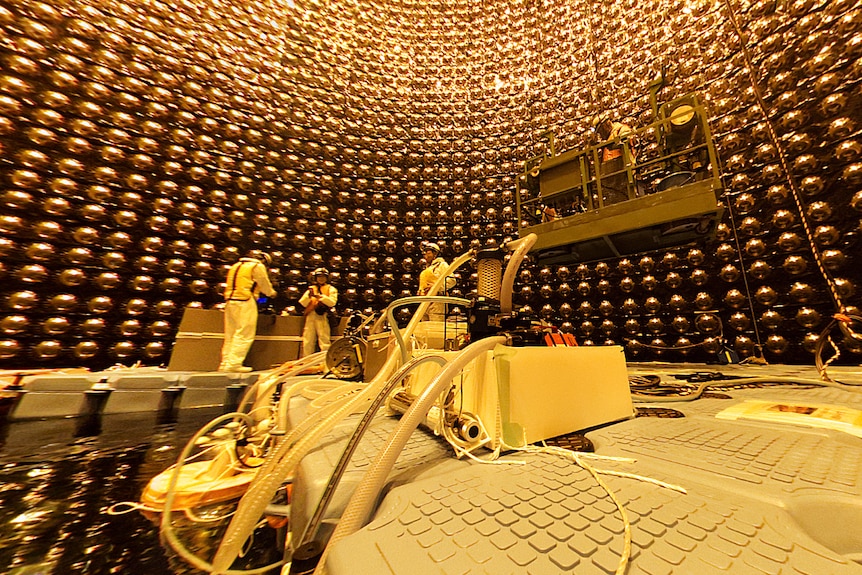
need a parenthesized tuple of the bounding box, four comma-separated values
(593, 113, 637, 205)
(218, 251, 276, 372)
(299, 267, 338, 356)
(418, 242, 455, 321)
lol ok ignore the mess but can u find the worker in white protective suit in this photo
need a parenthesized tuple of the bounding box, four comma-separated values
(299, 267, 338, 356)
(417, 242, 455, 321)
(218, 252, 276, 373)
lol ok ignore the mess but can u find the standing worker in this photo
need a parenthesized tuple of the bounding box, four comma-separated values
(218, 251, 276, 373)
(299, 267, 338, 356)
(593, 113, 638, 206)
(418, 242, 455, 321)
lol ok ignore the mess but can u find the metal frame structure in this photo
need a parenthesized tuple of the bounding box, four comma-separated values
(517, 95, 724, 265)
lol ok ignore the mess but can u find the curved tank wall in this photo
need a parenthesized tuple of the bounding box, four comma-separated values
(0, 0, 859, 368)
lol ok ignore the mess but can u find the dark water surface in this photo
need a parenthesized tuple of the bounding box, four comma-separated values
(0, 407, 238, 575)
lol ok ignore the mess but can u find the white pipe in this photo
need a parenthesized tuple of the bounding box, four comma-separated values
(500, 233, 537, 314)
(307, 382, 366, 413)
(272, 377, 337, 436)
(364, 250, 475, 385)
(401, 250, 474, 336)
(367, 250, 473, 337)
(240, 351, 328, 422)
(321, 335, 508, 566)
(297, 353, 449, 548)
(210, 388, 367, 574)
(385, 295, 471, 363)
(160, 412, 284, 575)
(209, 250, 476, 573)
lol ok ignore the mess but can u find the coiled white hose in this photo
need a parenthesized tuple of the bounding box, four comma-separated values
(210, 385, 368, 573)
(160, 412, 283, 575)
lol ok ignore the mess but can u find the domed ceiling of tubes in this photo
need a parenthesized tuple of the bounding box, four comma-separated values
(0, 0, 860, 369)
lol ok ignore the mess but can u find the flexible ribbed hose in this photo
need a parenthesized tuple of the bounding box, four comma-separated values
(211, 372, 387, 572)
(157, 352, 331, 574)
(320, 335, 508, 569)
(209, 251, 475, 573)
(210, 386, 373, 573)
(160, 412, 283, 575)
(211, 250, 476, 572)
(386, 295, 471, 363)
(500, 234, 537, 314)
(297, 353, 449, 548)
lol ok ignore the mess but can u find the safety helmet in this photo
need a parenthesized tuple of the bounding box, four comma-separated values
(312, 267, 329, 278)
(249, 250, 272, 266)
(423, 242, 440, 254)
(591, 113, 611, 130)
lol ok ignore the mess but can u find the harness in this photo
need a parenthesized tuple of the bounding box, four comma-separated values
(304, 284, 332, 316)
(225, 261, 259, 301)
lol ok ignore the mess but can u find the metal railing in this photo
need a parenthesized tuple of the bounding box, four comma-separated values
(517, 94, 722, 230)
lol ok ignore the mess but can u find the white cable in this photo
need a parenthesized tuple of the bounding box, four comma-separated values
(159, 413, 286, 575)
(518, 444, 632, 575)
(210, 384, 370, 573)
(210, 280, 468, 573)
(237, 351, 328, 417)
(318, 336, 508, 573)
(591, 469, 687, 494)
(307, 383, 365, 413)
(630, 375, 862, 403)
(386, 295, 472, 363)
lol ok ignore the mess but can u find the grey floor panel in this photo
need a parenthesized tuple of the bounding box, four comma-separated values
(591, 416, 862, 495)
(323, 374, 862, 574)
(290, 411, 467, 542)
(327, 451, 862, 574)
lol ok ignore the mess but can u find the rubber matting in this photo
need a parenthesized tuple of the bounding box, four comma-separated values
(321, 364, 862, 574)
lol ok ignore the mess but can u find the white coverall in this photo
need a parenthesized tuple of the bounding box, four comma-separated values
(418, 257, 455, 321)
(219, 258, 276, 371)
(299, 283, 338, 356)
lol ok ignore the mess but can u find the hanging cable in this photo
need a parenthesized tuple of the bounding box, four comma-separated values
(815, 314, 862, 383)
(720, 193, 766, 356)
(719, 0, 849, 314)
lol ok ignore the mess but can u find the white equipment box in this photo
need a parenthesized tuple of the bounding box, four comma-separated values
(406, 344, 634, 446)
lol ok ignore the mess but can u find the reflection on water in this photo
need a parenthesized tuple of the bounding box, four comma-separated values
(0, 408, 279, 575)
